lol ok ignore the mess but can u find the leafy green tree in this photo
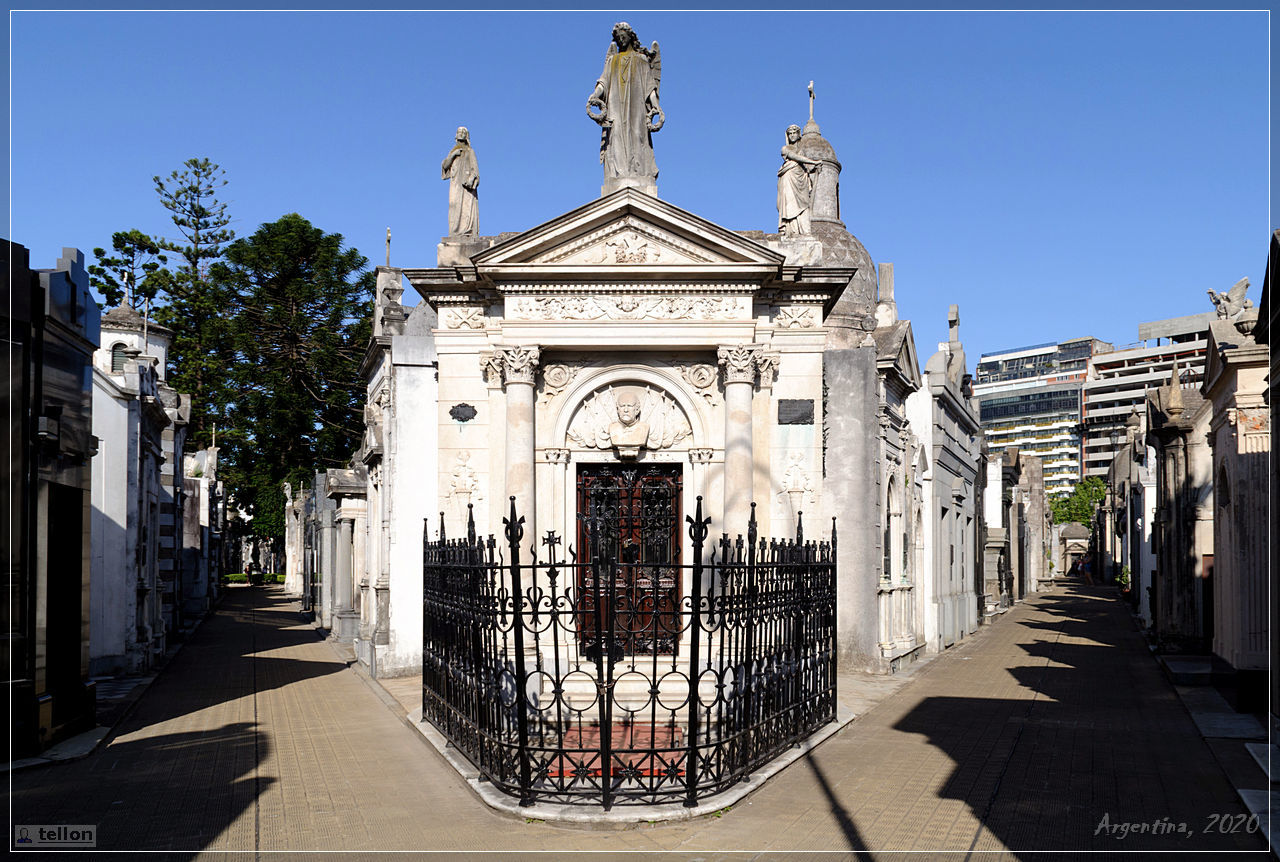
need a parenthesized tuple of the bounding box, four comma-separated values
(1051, 476, 1107, 524)
(88, 229, 169, 309)
(152, 157, 237, 447)
(212, 213, 374, 540)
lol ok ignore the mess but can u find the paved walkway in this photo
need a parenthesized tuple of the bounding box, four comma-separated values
(9, 583, 1269, 860)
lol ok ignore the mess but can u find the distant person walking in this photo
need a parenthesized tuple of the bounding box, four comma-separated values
(1080, 554, 1095, 586)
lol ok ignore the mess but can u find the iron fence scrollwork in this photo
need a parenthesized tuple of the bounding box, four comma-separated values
(422, 496, 836, 809)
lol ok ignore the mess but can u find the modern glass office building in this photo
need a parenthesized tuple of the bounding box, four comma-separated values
(973, 337, 1112, 496)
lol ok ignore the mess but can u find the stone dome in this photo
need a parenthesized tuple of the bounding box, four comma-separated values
(821, 224, 879, 343)
(797, 119, 841, 168)
(101, 304, 173, 336)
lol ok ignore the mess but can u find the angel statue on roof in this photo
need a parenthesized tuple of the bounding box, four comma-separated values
(586, 22, 663, 193)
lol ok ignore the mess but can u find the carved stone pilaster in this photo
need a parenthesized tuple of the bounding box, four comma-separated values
(756, 353, 781, 389)
(374, 580, 390, 646)
(480, 352, 504, 390)
(718, 344, 762, 386)
(500, 346, 541, 386)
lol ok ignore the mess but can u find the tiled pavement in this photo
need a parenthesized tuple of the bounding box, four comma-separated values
(9, 583, 1270, 860)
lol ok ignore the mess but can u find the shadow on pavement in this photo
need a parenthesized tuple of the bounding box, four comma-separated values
(890, 587, 1268, 857)
(10, 720, 269, 856)
(9, 586, 329, 856)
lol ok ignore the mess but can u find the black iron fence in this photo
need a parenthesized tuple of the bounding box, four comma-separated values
(421, 497, 837, 809)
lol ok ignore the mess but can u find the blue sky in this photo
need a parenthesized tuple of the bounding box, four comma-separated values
(10, 10, 1270, 357)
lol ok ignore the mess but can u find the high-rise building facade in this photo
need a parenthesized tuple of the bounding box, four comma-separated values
(1081, 311, 1215, 479)
(973, 337, 1111, 496)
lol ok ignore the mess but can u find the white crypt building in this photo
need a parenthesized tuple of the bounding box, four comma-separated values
(283, 39, 1009, 719)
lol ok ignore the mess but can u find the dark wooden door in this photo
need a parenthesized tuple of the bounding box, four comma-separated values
(576, 464, 682, 656)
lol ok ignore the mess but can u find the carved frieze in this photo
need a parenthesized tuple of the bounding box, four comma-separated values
(508, 295, 749, 322)
(688, 448, 714, 464)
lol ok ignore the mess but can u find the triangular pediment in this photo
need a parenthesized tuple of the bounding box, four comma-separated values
(471, 188, 784, 271)
(897, 326, 923, 390)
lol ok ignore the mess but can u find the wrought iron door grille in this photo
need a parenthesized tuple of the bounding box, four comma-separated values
(576, 464, 681, 657)
(422, 498, 837, 809)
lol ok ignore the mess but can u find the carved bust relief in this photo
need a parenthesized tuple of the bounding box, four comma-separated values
(567, 384, 691, 458)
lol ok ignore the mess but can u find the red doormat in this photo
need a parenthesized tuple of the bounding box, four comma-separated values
(541, 723, 685, 778)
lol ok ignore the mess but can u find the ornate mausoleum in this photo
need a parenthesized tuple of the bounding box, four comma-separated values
(284, 22, 995, 810)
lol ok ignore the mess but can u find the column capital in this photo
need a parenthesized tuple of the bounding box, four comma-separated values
(717, 344, 763, 386)
(755, 352, 781, 389)
(499, 345, 541, 387)
(480, 352, 505, 389)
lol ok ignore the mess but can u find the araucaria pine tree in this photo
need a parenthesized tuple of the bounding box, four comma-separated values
(152, 157, 237, 447)
(211, 213, 374, 539)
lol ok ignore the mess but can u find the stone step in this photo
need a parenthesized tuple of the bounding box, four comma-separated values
(1246, 743, 1280, 783)
(1235, 789, 1279, 857)
(1176, 685, 1266, 739)
(1160, 655, 1213, 685)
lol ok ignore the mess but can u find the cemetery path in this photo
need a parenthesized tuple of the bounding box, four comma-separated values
(9, 583, 1267, 860)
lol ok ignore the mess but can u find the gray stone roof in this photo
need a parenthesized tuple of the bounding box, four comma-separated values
(100, 304, 174, 336)
(872, 320, 911, 361)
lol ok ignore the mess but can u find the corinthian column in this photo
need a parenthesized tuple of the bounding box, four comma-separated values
(718, 344, 761, 533)
(501, 346, 540, 537)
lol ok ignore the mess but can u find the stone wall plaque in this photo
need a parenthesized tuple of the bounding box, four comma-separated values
(778, 399, 814, 425)
(449, 403, 477, 422)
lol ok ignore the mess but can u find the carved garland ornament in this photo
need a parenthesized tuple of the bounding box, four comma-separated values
(509, 295, 748, 322)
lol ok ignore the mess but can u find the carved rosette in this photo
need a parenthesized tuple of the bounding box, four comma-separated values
(539, 361, 590, 404)
(717, 344, 763, 386)
(499, 346, 541, 386)
(671, 361, 719, 406)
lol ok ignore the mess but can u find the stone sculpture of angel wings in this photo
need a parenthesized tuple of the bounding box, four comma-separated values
(1207, 277, 1252, 319)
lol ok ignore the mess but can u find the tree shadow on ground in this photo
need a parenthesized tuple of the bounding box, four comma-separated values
(10, 720, 269, 857)
(9, 587, 333, 857)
